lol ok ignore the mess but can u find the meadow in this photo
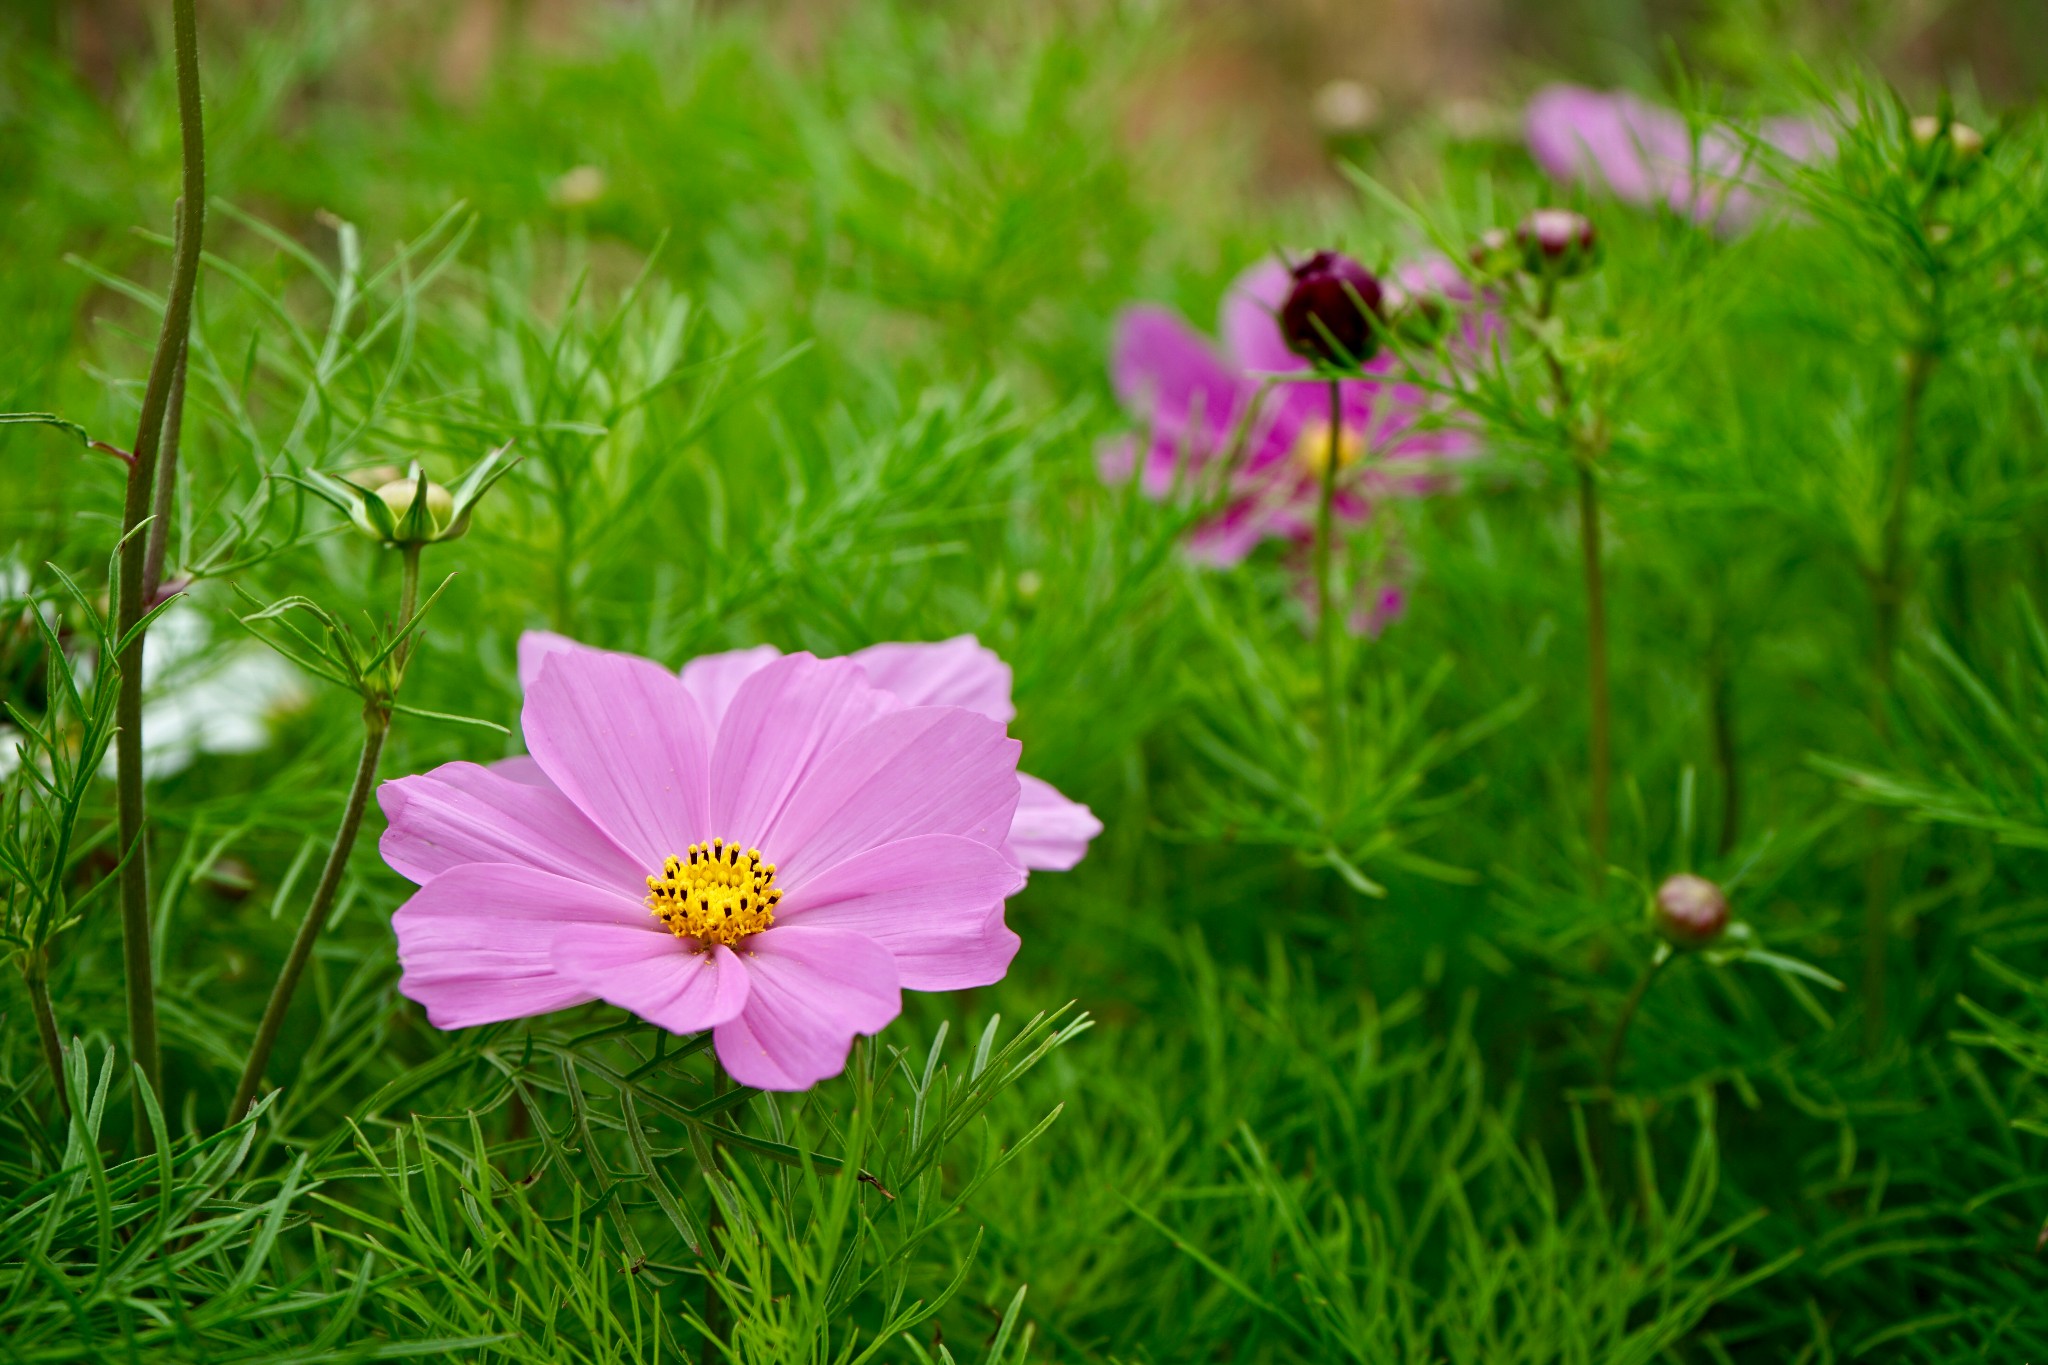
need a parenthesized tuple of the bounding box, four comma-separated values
(4, 2, 2048, 1360)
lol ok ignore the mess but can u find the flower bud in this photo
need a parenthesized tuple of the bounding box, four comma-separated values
(342, 464, 404, 492)
(1516, 209, 1599, 277)
(353, 474, 458, 545)
(1652, 873, 1729, 948)
(1910, 114, 1984, 163)
(1279, 251, 1385, 366)
(1467, 227, 1519, 279)
(304, 443, 516, 552)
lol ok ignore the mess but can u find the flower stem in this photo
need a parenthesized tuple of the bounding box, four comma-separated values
(140, 332, 190, 605)
(1861, 342, 1938, 1053)
(1709, 640, 1741, 858)
(21, 953, 69, 1122)
(1315, 378, 1346, 816)
(704, 1063, 730, 1345)
(1601, 948, 1669, 1096)
(228, 551, 415, 1123)
(1534, 280, 1611, 899)
(228, 705, 389, 1123)
(114, 0, 206, 1147)
(1578, 461, 1611, 895)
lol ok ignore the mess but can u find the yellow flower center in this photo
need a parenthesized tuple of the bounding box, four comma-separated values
(1292, 419, 1365, 477)
(646, 839, 782, 949)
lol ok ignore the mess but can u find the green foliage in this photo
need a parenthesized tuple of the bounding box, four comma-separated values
(3, 0, 2048, 1360)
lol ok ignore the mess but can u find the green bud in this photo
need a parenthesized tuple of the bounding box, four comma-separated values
(1909, 114, 1985, 185)
(301, 443, 518, 552)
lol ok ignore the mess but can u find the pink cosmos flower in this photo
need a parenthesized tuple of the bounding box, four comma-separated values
(1103, 255, 1478, 567)
(379, 638, 1042, 1091)
(1524, 84, 1830, 232)
(554, 632, 1104, 873)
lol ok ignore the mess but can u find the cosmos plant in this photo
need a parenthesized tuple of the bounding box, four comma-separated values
(381, 633, 1095, 1090)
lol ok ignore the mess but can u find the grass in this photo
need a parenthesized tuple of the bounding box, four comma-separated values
(3, 1, 2048, 1359)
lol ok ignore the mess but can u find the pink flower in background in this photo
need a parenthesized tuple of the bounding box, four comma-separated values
(1524, 84, 1829, 232)
(1103, 255, 1478, 567)
(380, 640, 1034, 1090)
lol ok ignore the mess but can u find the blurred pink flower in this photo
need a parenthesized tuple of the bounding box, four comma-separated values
(1524, 84, 1829, 232)
(1103, 255, 1479, 567)
(380, 638, 1031, 1091)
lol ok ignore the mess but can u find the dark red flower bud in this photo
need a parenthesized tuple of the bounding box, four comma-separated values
(1515, 209, 1599, 278)
(1279, 251, 1385, 366)
(1653, 874, 1729, 948)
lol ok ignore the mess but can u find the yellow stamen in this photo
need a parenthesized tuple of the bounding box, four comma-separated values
(646, 838, 782, 949)
(1292, 418, 1364, 477)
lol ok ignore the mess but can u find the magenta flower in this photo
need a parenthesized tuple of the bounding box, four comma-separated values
(1524, 84, 1829, 232)
(379, 639, 1036, 1090)
(1103, 255, 1477, 566)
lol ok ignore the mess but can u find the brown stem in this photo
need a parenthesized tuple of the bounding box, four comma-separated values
(141, 333, 190, 604)
(114, 0, 206, 1148)
(227, 706, 390, 1123)
(22, 955, 70, 1122)
(1602, 950, 1669, 1096)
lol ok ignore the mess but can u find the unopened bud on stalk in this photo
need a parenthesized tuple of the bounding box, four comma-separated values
(1910, 114, 1984, 163)
(298, 443, 518, 551)
(1467, 227, 1519, 279)
(1652, 873, 1729, 948)
(357, 475, 458, 545)
(1516, 209, 1599, 278)
(1279, 251, 1385, 366)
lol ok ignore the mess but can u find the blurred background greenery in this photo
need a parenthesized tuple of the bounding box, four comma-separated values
(4, 0, 2047, 1360)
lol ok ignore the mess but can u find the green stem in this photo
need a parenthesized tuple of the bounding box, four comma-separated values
(1709, 641, 1740, 858)
(704, 1063, 730, 1345)
(1862, 343, 1938, 1053)
(1535, 281, 1610, 899)
(21, 954, 70, 1121)
(228, 706, 390, 1123)
(1315, 378, 1346, 816)
(114, 0, 206, 1146)
(229, 547, 418, 1122)
(1601, 948, 1669, 1095)
(1579, 462, 1611, 895)
(395, 543, 423, 672)
(141, 333, 189, 604)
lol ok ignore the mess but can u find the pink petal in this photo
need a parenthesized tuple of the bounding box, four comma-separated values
(1526, 84, 1677, 207)
(850, 636, 1015, 723)
(523, 648, 713, 869)
(1097, 435, 1140, 485)
(1219, 256, 1302, 376)
(518, 628, 600, 693)
(710, 654, 896, 849)
(777, 834, 1025, 989)
(378, 761, 644, 889)
(761, 706, 1021, 884)
(1110, 305, 1251, 455)
(712, 926, 901, 1090)
(392, 862, 651, 1029)
(490, 755, 552, 787)
(679, 644, 785, 730)
(552, 931, 751, 1034)
(1007, 773, 1102, 872)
